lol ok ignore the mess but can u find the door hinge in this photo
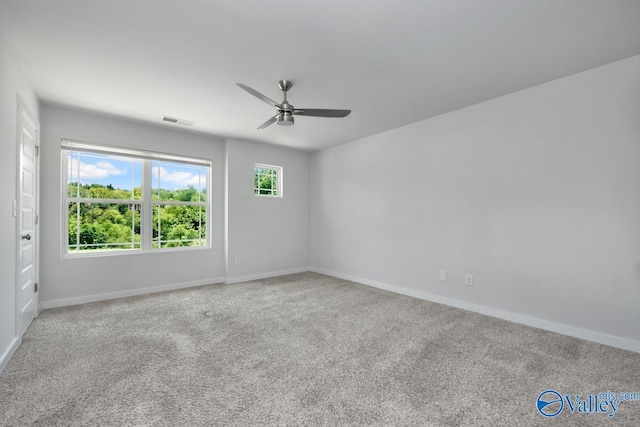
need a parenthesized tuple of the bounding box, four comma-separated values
(35, 146, 40, 156)
(34, 214, 39, 225)
(34, 283, 38, 292)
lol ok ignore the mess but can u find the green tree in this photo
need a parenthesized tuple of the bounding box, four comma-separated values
(68, 183, 205, 251)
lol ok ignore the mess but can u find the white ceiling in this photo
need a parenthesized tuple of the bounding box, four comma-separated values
(1, 1, 639, 151)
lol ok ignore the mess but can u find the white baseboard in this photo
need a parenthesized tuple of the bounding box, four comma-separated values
(37, 266, 639, 353)
(224, 267, 310, 285)
(41, 276, 225, 309)
(310, 267, 640, 353)
(40, 266, 311, 309)
(0, 336, 22, 374)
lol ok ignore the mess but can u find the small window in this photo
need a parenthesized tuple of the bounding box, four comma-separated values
(62, 140, 211, 256)
(254, 164, 282, 197)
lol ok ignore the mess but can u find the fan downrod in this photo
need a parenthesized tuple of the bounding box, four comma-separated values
(276, 80, 294, 127)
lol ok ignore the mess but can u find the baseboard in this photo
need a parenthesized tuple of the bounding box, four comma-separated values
(40, 267, 311, 309)
(225, 267, 310, 285)
(310, 267, 640, 353)
(41, 276, 225, 309)
(36, 266, 639, 353)
(0, 336, 22, 374)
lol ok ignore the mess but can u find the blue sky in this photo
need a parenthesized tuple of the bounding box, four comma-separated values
(67, 152, 206, 191)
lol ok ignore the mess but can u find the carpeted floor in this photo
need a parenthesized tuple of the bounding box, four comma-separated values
(1, 272, 639, 426)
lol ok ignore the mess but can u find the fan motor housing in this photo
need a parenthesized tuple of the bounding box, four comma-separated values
(277, 111, 294, 126)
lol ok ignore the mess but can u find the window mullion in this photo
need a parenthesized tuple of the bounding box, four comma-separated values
(142, 159, 153, 250)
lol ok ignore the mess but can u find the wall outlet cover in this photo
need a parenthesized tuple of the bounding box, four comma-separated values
(465, 274, 474, 286)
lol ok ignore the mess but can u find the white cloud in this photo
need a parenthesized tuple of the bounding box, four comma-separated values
(153, 166, 202, 188)
(68, 157, 126, 180)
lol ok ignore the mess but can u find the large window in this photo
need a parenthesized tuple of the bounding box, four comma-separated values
(63, 140, 210, 256)
(254, 163, 282, 197)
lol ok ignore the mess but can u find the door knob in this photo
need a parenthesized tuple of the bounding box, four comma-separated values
(22, 234, 31, 240)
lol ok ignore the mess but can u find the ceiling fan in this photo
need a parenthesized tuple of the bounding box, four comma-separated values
(236, 80, 351, 129)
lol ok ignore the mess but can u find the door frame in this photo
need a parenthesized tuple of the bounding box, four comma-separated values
(15, 95, 40, 337)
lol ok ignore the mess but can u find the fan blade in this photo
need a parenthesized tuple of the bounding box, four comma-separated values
(257, 115, 278, 129)
(293, 109, 351, 118)
(237, 83, 279, 107)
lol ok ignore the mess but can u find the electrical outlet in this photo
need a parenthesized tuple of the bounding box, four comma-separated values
(439, 270, 447, 282)
(234, 257, 241, 266)
(465, 274, 474, 286)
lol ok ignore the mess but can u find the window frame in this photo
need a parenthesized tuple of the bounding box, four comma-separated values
(61, 139, 212, 258)
(254, 163, 283, 198)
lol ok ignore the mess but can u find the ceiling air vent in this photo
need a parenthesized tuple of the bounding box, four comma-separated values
(162, 115, 195, 126)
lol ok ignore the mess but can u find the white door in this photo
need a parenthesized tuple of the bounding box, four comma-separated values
(17, 98, 39, 336)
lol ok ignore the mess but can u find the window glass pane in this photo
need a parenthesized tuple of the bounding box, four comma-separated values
(255, 166, 278, 195)
(67, 151, 142, 200)
(68, 202, 141, 252)
(152, 161, 207, 202)
(63, 142, 211, 256)
(152, 204, 206, 248)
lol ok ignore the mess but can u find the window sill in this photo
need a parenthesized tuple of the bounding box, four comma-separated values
(62, 244, 211, 259)
(253, 194, 283, 198)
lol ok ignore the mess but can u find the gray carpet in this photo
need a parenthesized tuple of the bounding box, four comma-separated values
(1, 272, 639, 426)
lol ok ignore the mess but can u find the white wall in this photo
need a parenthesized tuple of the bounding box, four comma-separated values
(39, 107, 226, 305)
(0, 35, 39, 369)
(225, 138, 310, 282)
(38, 109, 311, 305)
(310, 55, 640, 348)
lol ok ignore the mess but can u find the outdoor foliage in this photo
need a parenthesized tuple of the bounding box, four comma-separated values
(254, 167, 278, 195)
(68, 183, 206, 251)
